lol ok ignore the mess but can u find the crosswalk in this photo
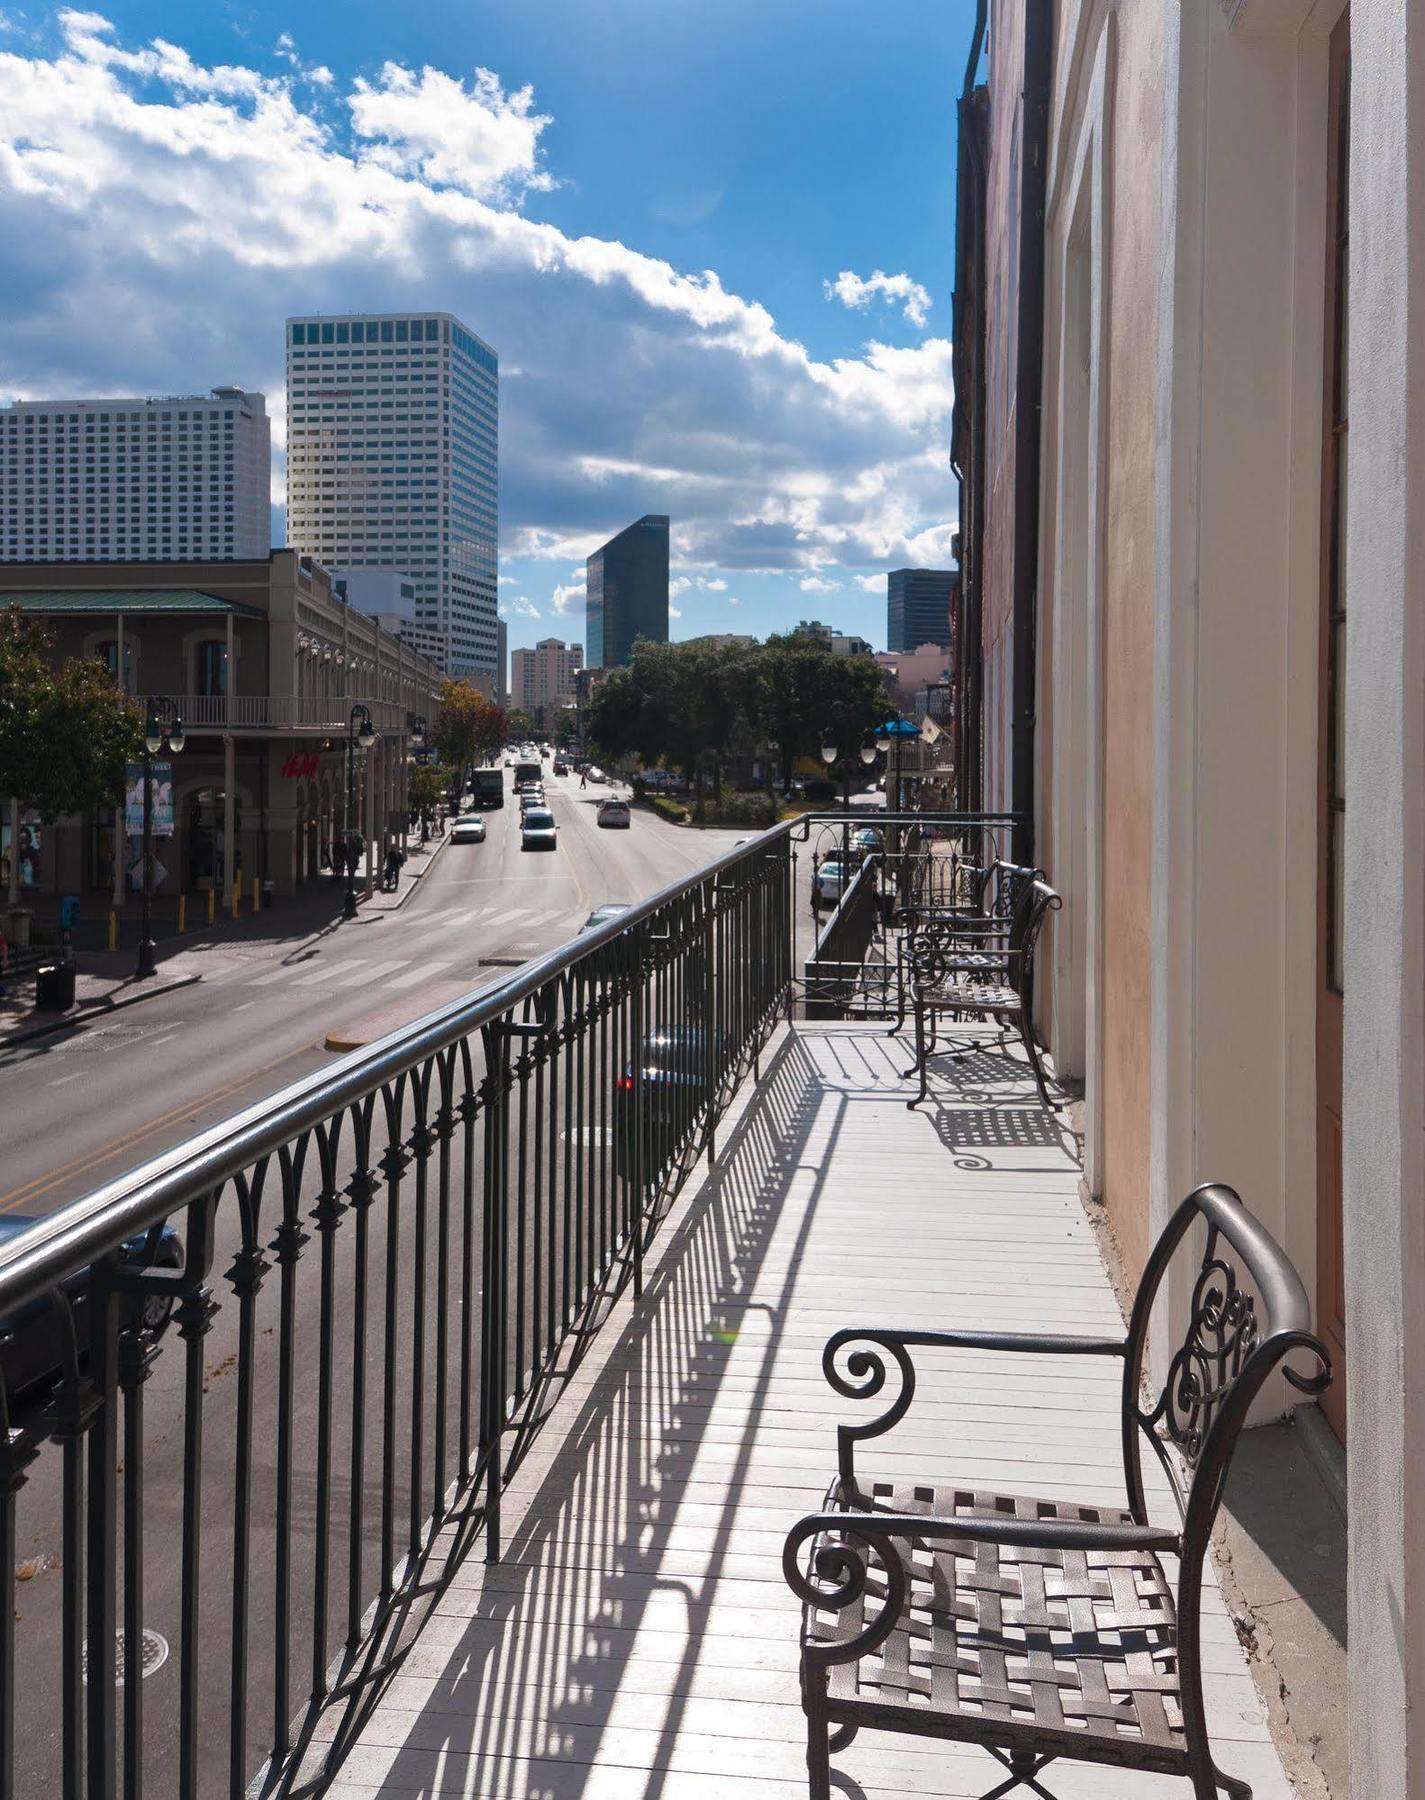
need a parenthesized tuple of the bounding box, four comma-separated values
(220, 905, 581, 1000)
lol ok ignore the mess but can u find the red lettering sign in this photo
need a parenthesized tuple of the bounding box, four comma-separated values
(282, 752, 322, 780)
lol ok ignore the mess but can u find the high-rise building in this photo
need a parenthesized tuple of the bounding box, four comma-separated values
(496, 617, 508, 708)
(511, 636, 584, 727)
(0, 388, 270, 564)
(586, 514, 669, 668)
(886, 567, 957, 652)
(285, 312, 498, 681)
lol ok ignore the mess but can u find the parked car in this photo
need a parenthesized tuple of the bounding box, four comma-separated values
(520, 806, 557, 851)
(597, 799, 631, 830)
(586, 766, 607, 784)
(812, 858, 849, 909)
(850, 826, 883, 860)
(580, 902, 632, 934)
(613, 1026, 725, 1181)
(0, 1216, 183, 1425)
(450, 814, 486, 844)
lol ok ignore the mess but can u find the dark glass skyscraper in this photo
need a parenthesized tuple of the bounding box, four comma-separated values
(586, 515, 670, 667)
(887, 567, 957, 652)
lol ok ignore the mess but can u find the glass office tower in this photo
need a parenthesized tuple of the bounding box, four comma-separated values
(585, 514, 670, 667)
(886, 567, 957, 652)
(285, 312, 498, 679)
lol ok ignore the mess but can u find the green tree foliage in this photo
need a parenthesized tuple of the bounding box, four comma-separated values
(0, 608, 141, 818)
(433, 679, 506, 775)
(408, 760, 450, 821)
(584, 633, 890, 795)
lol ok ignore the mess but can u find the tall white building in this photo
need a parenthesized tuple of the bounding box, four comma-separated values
(511, 636, 583, 726)
(0, 387, 269, 563)
(285, 312, 498, 681)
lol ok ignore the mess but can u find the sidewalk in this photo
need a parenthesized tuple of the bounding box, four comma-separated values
(1, 833, 448, 1045)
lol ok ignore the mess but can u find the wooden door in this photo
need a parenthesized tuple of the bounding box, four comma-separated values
(1315, 10, 1350, 1441)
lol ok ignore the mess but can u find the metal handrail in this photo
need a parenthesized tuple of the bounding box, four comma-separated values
(0, 806, 1021, 1800)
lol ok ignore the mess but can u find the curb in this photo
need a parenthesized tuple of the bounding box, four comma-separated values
(287, 832, 452, 959)
(0, 971, 205, 1048)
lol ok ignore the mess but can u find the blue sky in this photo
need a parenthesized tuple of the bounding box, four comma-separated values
(0, 1, 974, 656)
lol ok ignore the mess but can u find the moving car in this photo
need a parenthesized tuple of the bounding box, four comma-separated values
(450, 813, 486, 844)
(597, 799, 631, 830)
(520, 806, 557, 851)
(514, 758, 541, 787)
(613, 1026, 725, 1183)
(552, 760, 569, 777)
(519, 787, 546, 813)
(586, 766, 607, 785)
(0, 1216, 183, 1425)
(580, 902, 632, 933)
(812, 858, 849, 908)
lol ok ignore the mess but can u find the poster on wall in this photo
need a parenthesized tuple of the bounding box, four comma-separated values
(0, 817, 41, 888)
(124, 763, 174, 837)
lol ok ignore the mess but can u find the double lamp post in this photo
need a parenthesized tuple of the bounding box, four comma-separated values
(820, 728, 878, 874)
(135, 698, 184, 980)
(343, 703, 376, 921)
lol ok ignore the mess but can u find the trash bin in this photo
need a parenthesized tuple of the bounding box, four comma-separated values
(35, 956, 76, 1012)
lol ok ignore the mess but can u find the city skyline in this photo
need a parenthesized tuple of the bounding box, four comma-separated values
(0, 5, 967, 662)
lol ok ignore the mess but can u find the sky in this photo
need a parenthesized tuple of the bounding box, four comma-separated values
(0, 1, 976, 659)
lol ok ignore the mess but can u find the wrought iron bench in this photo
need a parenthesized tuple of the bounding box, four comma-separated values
(901, 876, 1061, 1111)
(782, 1182, 1331, 1800)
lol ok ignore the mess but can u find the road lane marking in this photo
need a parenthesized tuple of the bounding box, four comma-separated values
(148, 1033, 180, 1049)
(384, 960, 454, 991)
(0, 1040, 315, 1216)
(231, 1001, 257, 1012)
(49, 1071, 85, 1087)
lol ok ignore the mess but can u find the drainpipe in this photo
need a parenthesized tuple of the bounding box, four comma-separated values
(1009, 0, 1054, 867)
(949, 0, 988, 815)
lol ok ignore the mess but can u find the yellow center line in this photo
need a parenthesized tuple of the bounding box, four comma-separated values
(0, 1040, 317, 1217)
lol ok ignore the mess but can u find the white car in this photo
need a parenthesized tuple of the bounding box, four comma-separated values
(597, 799, 631, 829)
(520, 806, 557, 851)
(586, 765, 607, 784)
(450, 814, 486, 844)
(812, 859, 849, 908)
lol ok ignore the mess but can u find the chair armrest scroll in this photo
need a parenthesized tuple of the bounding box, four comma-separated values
(797, 1508, 1181, 1558)
(782, 1511, 908, 1669)
(822, 1328, 1124, 1491)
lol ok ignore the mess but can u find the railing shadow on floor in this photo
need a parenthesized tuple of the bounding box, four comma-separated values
(343, 1027, 844, 1798)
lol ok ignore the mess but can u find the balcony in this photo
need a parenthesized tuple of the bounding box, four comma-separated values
(140, 693, 414, 733)
(0, 821, 1294, 1800)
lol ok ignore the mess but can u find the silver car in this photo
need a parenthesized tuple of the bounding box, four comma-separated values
(520, 806, 557, 851)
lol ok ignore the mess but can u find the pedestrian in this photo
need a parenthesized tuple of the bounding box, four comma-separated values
(382, 845, 405, 892)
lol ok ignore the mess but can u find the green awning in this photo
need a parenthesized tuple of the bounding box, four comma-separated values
(0, 589, 264, 617)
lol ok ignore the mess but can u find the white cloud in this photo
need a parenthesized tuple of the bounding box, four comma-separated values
(668, 603, 683, 619)
(825, 268, 932, 331)
(704, 577, 727, 591)
(856, 573, 885, 594)
(727, 597, 741, 607)
(799, 574, 837, 593)
(511, 595, 540, 618)
(549, 582, 583, 616)
(497, 573, 517, 586)
(348, 62, 553, 203)
(0, 17, 956, 587)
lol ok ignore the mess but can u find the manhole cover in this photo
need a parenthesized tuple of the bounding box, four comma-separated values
(81, 1627, 169, 1685)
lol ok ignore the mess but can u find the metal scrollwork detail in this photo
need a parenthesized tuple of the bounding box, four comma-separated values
(823, 1331, 917, 1491)
(1150, 1253, 1259, 1465)
(782, 1513, 907, 1668)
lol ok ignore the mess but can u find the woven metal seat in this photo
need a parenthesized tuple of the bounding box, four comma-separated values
(813, 1479, 1186, 1784)
(784, 1184, 1332, 1800)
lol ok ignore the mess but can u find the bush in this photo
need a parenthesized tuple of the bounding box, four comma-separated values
(692, 790, 778, 829)
(649, 794, 689, 825)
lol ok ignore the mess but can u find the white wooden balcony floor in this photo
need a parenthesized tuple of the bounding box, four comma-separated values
(327, 1024, 1295, 1800)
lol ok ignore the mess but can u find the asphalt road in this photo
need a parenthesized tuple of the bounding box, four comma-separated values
(2, 771, 763, 1800)
(0, 771, 748, 1221)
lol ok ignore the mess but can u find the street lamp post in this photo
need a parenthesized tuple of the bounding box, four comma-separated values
(408, 715, 426, 847)
(876, 715, 919, 903)
(135, 699, 185, 980)
(820, 730, 879, 881)
(343, 703, 375, 921)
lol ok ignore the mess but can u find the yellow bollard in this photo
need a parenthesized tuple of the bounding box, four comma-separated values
(178, 893, 186, 934)
(108, 910, 117, 952)
(207, 889, 215, 927)
(252, 881, 261, 916)
(231, 871, 242, 918)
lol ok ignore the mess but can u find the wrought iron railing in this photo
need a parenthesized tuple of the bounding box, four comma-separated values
(0, 832, 791, 1799)
(140, 695, 412, 732)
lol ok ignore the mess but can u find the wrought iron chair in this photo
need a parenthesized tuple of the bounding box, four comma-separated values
(891, 859, 1041, 1037)
(902, 876, 1061, 1111)
(782, 1183, 1331, 1800)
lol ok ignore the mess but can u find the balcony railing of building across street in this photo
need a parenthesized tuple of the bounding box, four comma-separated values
(0, 809, 1014, 1799)
(140, 695, 417, 732)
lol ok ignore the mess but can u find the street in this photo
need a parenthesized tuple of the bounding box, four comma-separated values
(0, 771, 746, 1221)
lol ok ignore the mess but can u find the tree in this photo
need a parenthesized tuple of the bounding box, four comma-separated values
(752, 635, 890, 794)
(433, 679, 505, 775)
(505, 707, 535, 741)
(407, 761, 450, 843)
(0, 608, 141, 820)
